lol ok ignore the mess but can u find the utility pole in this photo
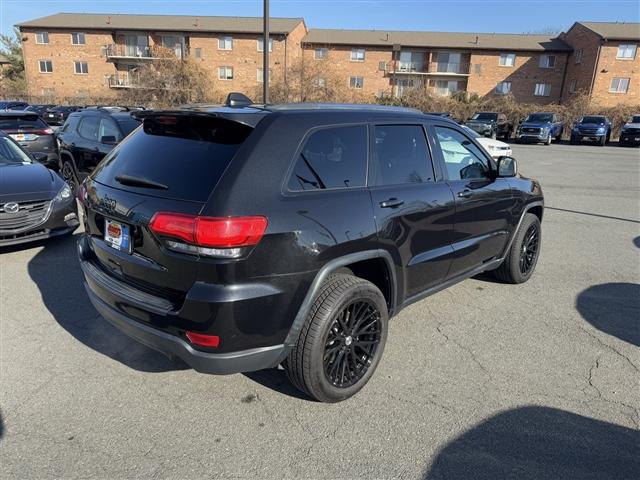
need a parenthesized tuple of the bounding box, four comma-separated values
(263, 0, 270, 104)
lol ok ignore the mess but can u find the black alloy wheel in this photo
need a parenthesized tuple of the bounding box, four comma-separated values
(519, 223, 540, 275)
(323, 299, 382, 388)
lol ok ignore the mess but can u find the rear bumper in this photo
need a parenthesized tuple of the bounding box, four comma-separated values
(84, 285, 286, 374)
(77, 235, 300, 374)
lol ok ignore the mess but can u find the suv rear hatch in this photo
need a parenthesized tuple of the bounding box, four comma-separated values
(82, 112, 257, 304)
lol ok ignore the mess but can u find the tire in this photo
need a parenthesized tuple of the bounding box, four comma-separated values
(60, 157, 79, 194)
(490, 130, 497, 140)
(493, 213, 541, 284)
(599, 135, 606, 146)
(283, 273, 389, 403)
(545, 134, 552, 145)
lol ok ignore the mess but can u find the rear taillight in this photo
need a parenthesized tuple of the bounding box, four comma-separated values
(149, 212, 268, 258)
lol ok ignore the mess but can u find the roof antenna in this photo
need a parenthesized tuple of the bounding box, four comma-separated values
(475, 35, 479, 44)
(106, 16, 111, 25)
(194, 17, 199, 28)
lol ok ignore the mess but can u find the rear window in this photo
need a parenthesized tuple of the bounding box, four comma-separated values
(91, 115, 253, 202)
(116, 117, 142, 136)
(471, 113, 498, 121)
(0, 116, 47, 130)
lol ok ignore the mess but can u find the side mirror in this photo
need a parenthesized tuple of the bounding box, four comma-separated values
(497, 156, 518, 177)
(100, 135, 117, 144)
(31, 152, 49, 163)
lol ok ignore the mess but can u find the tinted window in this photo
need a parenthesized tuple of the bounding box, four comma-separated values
(59, 115, 80, 134)
(371, 125, 434, 186)
(631, 116, 640, 124)
(580, 116, 606, 124)
(92, 115, 253, 202)
(525, 113, 554, 122)
(434, 127, 491, 181)
(471, 113, 498, 121)
(287, 125, 367, 191)
(115, 117, 141, 136)
(78, 116, 99, 141)
(0, 116, 47, 130)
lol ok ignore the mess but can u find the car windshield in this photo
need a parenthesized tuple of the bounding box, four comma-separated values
(0, 136, 32, 165)
(0, 116, 47, 130)
(525, 113, 553, 123)
(629, 115, 640, 124)
(116, 117, 142, 136)
(462, 126, 481, 139)
(580, 116, 605, 124)
(51, 106, 75, 112)
(471, 113, 498, 121)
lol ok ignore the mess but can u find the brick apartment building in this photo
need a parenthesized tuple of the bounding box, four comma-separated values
(560, 22, 640, 106)
(13, 13, 640, 106)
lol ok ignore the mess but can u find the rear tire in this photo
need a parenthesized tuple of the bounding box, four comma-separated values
(493, 213, 541, 284)
(60, 158, 79, 194)
(283, 273, 388, 403)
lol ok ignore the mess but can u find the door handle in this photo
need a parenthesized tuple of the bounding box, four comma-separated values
(458, 189, 474, 198)
(379, 198, 404, 208)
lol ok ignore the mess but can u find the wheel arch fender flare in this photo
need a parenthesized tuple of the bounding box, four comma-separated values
(499, 200, 544, 260)
(58, 149, 79, 173)
(283, 250, 397, 348)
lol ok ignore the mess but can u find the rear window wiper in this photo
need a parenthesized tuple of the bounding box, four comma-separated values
(114, 174, 168, 190)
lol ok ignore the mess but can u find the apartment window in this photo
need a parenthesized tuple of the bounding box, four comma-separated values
(609, 77, 630, 93)
(499, 53, 516, 67)
(474, 63, 482, 74)
(38, 60, 53, 73)
(257, 68, 272, 83)
(495, 81, 512, 95)
(378, 61, 387, 71)
(534, 83, 551, 97)
(350, 48, 365, 62)
(434, 79, 460, 96)
(539, 54, 556, 68)
(617, 44, 637, 60)
(71, 32, 86, 45)
(161, 36, 185, 58)
(575, 49, 583, 64)
(568, 79, 577, 93)
(315, 48, 328, 60)
(257, 38, 273, 52)
(315, 76, 326, 87)
(74, 61, 88, 74)
(218, 66, 233, 80)
(218, 36, 233, 50)
(349, 76, 364, 89)
(35, 32, 49, 44)
(194, 48, 202, 59)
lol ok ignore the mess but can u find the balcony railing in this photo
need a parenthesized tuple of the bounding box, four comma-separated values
(104, 44, 188, 61)
(386, 60, 427, 74)
(107, 74, 136, 88)
(432, 62, 470, 74)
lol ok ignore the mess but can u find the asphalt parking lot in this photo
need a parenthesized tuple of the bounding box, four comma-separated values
(1, 142, 639, 479)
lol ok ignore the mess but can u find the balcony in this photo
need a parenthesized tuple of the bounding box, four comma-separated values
(386, 60, 428, 74)
(428, 62, 471, 75)
(103, 44, 186, 61)
(107, 74, 136, 89)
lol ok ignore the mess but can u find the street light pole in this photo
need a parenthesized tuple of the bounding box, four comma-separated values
(263, 0, 270, 104)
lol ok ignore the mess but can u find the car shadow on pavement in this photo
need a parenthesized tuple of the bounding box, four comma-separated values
(243, 369, 311, 401)
(576, 283, 640, 347)
(633, 236, 640, 249)
(423, 406, 640, 480)
(25, 234, 187, 372)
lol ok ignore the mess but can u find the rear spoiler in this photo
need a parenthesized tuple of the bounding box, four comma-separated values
(132, 108, 268, 128)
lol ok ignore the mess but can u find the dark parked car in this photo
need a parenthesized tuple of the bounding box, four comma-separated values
(619, 114, 640, 147)
(465, 112, 513, 140)
(0, 131, 78, 247)
(77, 103, 543, 402)
(0, 111, 58, 168)
(43, 105, 82, 126)
(570, 115, 612, 146)
(56, 108, 142, 191)
(515, 112, 564, 145)
(25, 104, 57, 118)
(0, 101, 29, 111)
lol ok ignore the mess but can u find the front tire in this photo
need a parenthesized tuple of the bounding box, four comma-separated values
(283, 274, 388, 403)
(60, 158, 79, 194)
(493, 213, 541, 284)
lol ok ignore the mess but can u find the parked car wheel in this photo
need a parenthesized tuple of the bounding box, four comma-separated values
(60, 158, 79, 194)
(490, 130, 497, 140)
(599, 135, 607, 146)
(493, 213, 541, 284)
(283, 273, 389, 403)
(545, 134, 552, 145)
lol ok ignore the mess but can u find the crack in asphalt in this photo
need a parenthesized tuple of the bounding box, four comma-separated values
(435, 322, 489, 376)
(578, 326, 639, 372)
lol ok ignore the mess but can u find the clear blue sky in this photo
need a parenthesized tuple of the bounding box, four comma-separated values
(1, 0, 639, 37)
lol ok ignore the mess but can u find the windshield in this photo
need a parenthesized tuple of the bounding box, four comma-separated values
(580, 116, 605, 124)
(525, 113, 553, 123)
(471, 113, 498, 121)
(0, 136, 32, 165)
(462, 126, 481, 139)
(629, 115, 640, 124)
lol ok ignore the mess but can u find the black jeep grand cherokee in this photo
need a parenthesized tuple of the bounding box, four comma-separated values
(77, 103, 543, 402)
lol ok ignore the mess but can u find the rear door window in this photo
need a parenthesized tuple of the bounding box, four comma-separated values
(91, 114, 253, 202)
(78, 116, 100, 141)
(98, 117, 123, 142)
(370, 125, 434, 186)
(287, 125, 367, 191)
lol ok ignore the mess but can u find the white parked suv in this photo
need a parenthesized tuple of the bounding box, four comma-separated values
(463, 125, 512, 158)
